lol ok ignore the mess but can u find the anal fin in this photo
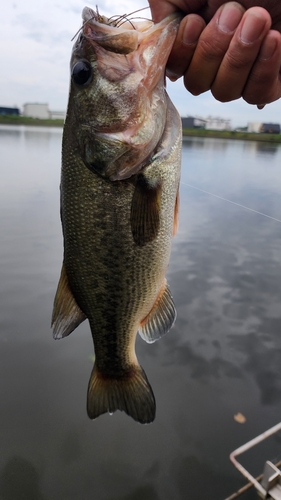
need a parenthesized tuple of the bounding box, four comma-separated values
(139, 280, 176, 343)
(51, 263, 87, 339)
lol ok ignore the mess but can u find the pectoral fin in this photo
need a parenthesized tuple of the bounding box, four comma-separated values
(173, 187, 180, 237)
(130, 174, 161, 246)
(139, 280, 177, 343)
(51, 263, 87, 339)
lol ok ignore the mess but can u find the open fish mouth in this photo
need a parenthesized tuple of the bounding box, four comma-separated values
(76, 6, 180, 69)
(80, 6, 155, 55)
(69, 7, 180, 181)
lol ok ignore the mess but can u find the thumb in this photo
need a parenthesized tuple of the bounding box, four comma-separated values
(148, 0, 178, 22)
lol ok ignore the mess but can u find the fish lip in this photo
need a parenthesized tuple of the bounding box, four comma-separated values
(82, 7, 180, 32)
(80, 8, 180, 54)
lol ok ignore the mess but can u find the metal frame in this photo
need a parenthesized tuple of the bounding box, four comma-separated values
(229, 422, 281, 499)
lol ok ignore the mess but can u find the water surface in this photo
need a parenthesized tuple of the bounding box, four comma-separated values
(1, 126, 281, 499)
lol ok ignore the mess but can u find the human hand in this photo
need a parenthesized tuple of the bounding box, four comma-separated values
(149, 0, 281, 106)
(149, 0, 281, 29)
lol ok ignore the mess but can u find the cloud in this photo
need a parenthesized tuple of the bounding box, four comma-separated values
(1, 0, 281, 126)
(0, 0, 148, 110)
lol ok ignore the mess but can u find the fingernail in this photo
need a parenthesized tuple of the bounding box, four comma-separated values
(259, 36, 277, 60)
(240, 11, 266, 43)
(182, 16, 205, 45)
(218, 3, 244, 34)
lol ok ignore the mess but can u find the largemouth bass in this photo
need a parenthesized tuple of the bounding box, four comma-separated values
(52, 6, 182, 424)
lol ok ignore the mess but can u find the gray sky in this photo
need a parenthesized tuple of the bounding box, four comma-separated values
(2, 0, 281, 128)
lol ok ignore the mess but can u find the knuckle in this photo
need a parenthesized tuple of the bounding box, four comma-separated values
(243, 85, 274, 105)
(224, 50, 252, 72)
(243, 69, 277, 104)
(211, 84, 241, 102)
(249, 69, 274, 87)
(184, 76, 206, 96)
(198, 38, 227, 63)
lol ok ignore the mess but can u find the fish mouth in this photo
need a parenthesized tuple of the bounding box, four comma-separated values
(81, 7, 155, 55)
(81, 7, 180, 59)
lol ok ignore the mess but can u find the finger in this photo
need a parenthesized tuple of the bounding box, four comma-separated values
(183, 2, 245, 95)
(242, 30, 281, 105)
(166, 14, 206, 81)
(148, 0, 206, 22)
(148, 0, 178, 22)
(210, 7, 272, 101)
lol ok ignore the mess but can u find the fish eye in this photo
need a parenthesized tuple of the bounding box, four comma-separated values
(72, 60, 92, 87)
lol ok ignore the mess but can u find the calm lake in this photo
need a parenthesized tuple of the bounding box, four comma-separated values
(1, 124, 281, 500)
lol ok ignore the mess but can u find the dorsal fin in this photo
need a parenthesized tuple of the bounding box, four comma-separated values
(51, 263, 87, 339)
(139, 280, 177, 343)
(130, 174, 162, 246)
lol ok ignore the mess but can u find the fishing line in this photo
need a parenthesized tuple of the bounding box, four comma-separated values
(181, 182, 281, 223)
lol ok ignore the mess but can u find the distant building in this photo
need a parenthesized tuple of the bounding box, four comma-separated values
(0, 106, 20, 116)
(22, 103, 66, 120)
(206, 116, 231, 131)
(181, 115, 231, 130)
(49, 110, 66, 120)
(181, 116, 206, 129)
(260, 123, 280, 134)
(23, 103, 50, 119)
(247, 122, 262, 133)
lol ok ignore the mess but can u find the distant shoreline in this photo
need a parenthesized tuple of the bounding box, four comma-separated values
(182, 128, 281, 143)
(1, 115, 281, 143)
(0, 115, 64, 127)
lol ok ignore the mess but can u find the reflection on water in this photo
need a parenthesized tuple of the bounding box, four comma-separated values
(254, 142, 279, 155)
(183, 135, 229, 152)
(1, 127, 281, 499)
(0, 456, 45, 500)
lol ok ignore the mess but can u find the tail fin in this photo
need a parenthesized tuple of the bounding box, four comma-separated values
(87, 364, 156, 424)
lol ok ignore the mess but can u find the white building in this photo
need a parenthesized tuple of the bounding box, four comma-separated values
(247, 122, 262, 133)
(49, 110, 66, 120)
(206, 116, 231, 131)
(194, 117, 207, 127)
(23, 103, 50, 119)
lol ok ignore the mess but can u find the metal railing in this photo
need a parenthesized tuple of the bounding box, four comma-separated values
(226, 422, 281, 500)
